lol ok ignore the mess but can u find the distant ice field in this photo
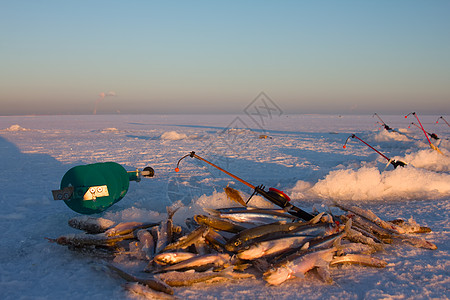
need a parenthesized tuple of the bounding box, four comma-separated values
(0, 114, 448, 299)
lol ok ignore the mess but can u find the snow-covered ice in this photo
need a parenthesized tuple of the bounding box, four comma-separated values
(0, 114, 448, 299)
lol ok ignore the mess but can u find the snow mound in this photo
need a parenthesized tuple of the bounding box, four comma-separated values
(400, 149, 450, 172)
(372, 130, 410, 142)
(299, 166, 450, 201)
(5, 124, 28, 131)
(101, 127, 119, 133)
(160, 131, 188, 140)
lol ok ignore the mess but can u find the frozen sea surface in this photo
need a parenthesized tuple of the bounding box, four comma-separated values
(0, 114, 449, 299)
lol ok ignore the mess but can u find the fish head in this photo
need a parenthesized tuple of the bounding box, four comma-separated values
(225, 238, 243, 252)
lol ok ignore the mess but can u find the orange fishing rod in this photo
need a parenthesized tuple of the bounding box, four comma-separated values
(176, 151, 314, 221)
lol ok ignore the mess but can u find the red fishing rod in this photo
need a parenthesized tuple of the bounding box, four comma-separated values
(436, 116, 450, 127)
(373, 113, 393, 132)
(175, 151, 314, 221)
(408, 122, 439, 140)
(343, 134, 407, 168)
(406, 112, 442, 153)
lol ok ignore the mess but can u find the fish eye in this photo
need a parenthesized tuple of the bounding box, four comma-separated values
(235, 240, 241, 246)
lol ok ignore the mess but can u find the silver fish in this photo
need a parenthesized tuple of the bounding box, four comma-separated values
(194, 214, 247, 233)
(68, 216, 115, 234)
(206, 207, 298, 225)
(397, 234, 437, 250)
(347, 214, 393, 242)
(156, 266, 254, 287)
(330, 254, 388, 268)
(155, 207, 178, 254)
(153, 252, 198, 266)
(225, 213, 323, 252)
(270, 219, 350, 267)
(137, 229, 156, 260)
(106, 264, 174, 295)
(263, 246, 337, 285)
(163, 225, 210, 252)
(389, 218, 432, 234)
(334, 203, 406, 234)
(237, 235, 312, 260)
(105, 221, 159, 237)
(48, 231, 135, 247)
(345, 227, 384, 252)
(158, 253, 231, 273)
(204, 229, 228, 252)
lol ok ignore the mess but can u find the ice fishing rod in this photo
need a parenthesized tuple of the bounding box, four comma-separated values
(406, 112, 442, 154)
(343, 134, 407, 169)
(408, 122, 439, 140)
(175, 151, 314, 221)
(436, 116, 450, 127)
(373, 113, 393, 131)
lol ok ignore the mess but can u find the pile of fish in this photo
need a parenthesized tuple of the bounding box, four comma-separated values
(48, 188, 436, 298)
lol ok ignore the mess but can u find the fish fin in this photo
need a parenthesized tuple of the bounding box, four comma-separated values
(315, 265, 333, 284)
(308, 212, 325, 225)
(300, 242, 310, 250)
(343, 218, 352, 236)
(218, 266, 236, 279)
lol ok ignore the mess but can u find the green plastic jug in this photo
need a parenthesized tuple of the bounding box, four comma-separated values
(52, 162, 154, 214)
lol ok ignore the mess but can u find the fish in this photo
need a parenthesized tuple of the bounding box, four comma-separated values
(204, 229, 228, 252)
(123, 282, 175, 299)
(137, 229, 155, 260)
(157, 253, 231, 273)
(396, 234, 437, 250)
(104, 221, 159, 237)
(270, 219, 351, 267)
(237, 235, 312, 260)
(153, 252, 198, 266)
(156, 266, 254, 287)
(106, 264, 174, 295)
(334, 203, 406, 234)
(347, 214, 393, 242)
(163, 225, 210, 252)
(330, 254, 388, 268)
(47, 231, 136, 247)
(68, 216, 116, 234)
(206, 207, 298, 225)
(344, 227, 384, 252)
(155, 207, 179, 254)
(225, 213, 323, 252)
(263, 246, 337, 285)
(224, 186, 247, 207)
(194, 214, 247, 233)
(389, 218, 432, 233)
(234, 222, 338, 254)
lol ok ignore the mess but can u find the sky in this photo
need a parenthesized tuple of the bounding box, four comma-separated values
(1, 1, 449, 115)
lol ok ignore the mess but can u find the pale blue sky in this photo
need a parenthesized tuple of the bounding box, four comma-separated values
(1, 1, 449, 115)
